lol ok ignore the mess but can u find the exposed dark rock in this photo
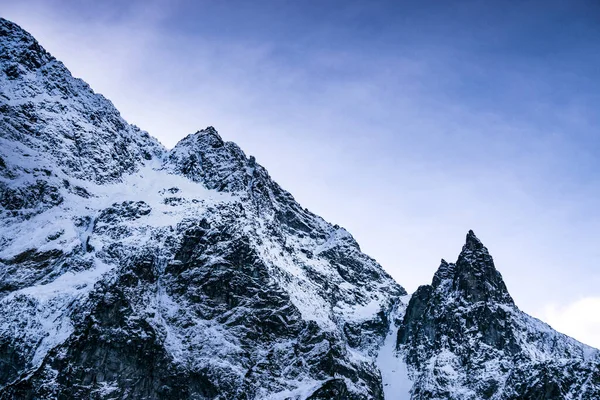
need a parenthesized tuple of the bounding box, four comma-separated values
(307, 379, 350, 399)
(96, 201, 152, 224)
(0, 180, 63, 215)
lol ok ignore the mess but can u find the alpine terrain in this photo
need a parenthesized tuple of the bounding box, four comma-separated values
(0, 17, 599, 400)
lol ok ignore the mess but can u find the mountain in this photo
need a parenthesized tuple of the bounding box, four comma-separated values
(393, 231, 600, 399)
(0, 17, 598, 400)
(0, 18, 404, 399)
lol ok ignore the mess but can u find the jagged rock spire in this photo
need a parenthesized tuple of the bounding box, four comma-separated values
(454, 230, 514, 304)
(465, 229, 484, 250)
(430, 230, 513, 304)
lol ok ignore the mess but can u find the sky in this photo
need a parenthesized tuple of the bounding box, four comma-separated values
(2, 0, 600, 348)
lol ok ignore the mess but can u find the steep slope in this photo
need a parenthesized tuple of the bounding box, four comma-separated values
(389, 231, 600, 399)
(0, 17, 164, 186)
(0, 18, 404, 399)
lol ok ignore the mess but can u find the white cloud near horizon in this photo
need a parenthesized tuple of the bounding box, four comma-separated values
(540, 297, 600, 349)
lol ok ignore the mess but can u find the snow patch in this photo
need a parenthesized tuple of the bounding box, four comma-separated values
(377, 298, 413, 399)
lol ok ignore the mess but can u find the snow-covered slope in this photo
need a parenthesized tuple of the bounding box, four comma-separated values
(0, 18, 404, 399)
(1, 17, 599, 400)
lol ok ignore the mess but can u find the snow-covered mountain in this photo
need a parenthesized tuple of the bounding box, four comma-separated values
(0, 17, 598, 399)
(394, 231, 600, 399)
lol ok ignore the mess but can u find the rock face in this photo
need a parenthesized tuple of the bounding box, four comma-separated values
(0, 17, 599, 400)
(395, 231, 600, 399)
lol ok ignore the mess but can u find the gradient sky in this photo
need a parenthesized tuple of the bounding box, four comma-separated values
(2, 0, 600, 347)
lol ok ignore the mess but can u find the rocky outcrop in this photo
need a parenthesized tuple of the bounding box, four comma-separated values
(395, 231, 600, 399)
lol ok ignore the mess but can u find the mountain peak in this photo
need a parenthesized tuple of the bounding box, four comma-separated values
(194, 126, 224, 146)
(429, 231, 512, 303)
(201, 125, 220, 136)
(454, 230, 514, 304)
(166, 127, 251, 191)
(459, 229, 490, 262)
(465, 229, 483, 248)
(398, 232, 597, 398)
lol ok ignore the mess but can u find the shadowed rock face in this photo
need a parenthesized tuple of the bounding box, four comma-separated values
(396, 231, 600, 400)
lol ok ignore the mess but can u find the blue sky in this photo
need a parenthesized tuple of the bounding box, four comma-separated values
(2, 0, 600, 347)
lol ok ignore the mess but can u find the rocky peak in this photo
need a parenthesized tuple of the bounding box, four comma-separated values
(429, 231, 513, 304)
(459, 229, 489, 263)
(395, 230, 599, 399)
(166, 126, 252, 191)
(0, 18, 51, 75)
(465, 228, 482, 245)
(191, 126, 226, 148)
(398, 231, 516, 356)
(165, 127, 332, 235)
(200, 125, 222, 139)
(452, 230, 514, 305)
